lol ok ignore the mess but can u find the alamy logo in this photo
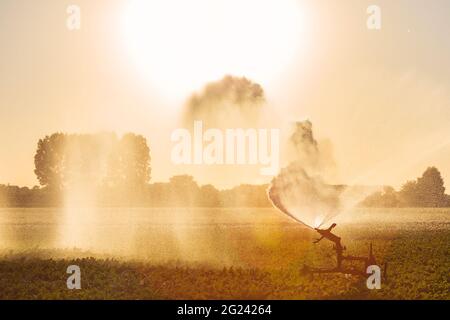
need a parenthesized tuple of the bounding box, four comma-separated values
(367, 5, 381, 30)
(66, 265, 81, 290)
(171, 121, 280, 176)
(66, 5, 81, 31)
(366, 265, 381, 289)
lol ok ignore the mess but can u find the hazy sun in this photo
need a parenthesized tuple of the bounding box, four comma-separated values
(121, 0, 307, 101)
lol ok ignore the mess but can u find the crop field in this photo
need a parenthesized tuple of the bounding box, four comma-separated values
(0, 208, 449, 299)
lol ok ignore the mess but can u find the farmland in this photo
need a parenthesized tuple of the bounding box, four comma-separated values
(0, 208, 449, 299)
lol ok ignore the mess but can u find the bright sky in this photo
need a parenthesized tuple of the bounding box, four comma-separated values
(1, 0, 450, 189)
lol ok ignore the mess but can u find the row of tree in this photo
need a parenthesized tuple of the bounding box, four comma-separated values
(0, 176, 271, 207)
(1, 132, 450, 208)
(361, 167, 450, 208)
(1, 132, 274, 207)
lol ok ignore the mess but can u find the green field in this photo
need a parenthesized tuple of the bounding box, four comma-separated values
(0, 208, 449, 299)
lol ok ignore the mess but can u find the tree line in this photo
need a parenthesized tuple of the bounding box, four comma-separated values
(0, 132, 271, 207)
(0, 133, 449, 208)
(361, 167, 450, 208)
(0, 176, 271, 208)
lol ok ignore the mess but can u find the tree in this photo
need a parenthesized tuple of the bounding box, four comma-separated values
(362, 186, 399, 208)
(34, 133, 67, 190)
(380, 186, 399, 207)
(398, 167, 446, 207)
(34, 132, 151, 191)
(398, 180, 419, 207)
(362, 167, 449, 208)
(415, 167, 446, 207)
(108, 133, 151, 189)
(168, 175, 199, 206)
(198, 184, 220, 207)
(445, 194, 450, 207)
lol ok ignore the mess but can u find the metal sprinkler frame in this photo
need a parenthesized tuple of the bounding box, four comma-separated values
(302, 227, 388, 279)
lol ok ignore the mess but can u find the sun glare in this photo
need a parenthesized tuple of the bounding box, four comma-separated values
(121, 0, 307, 101)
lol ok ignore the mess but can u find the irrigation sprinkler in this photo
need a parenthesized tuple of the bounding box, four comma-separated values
(302, 224, 388, 279)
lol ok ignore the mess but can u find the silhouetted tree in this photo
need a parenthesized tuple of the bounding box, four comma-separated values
(108, 133, 151, 189)
(34, 133, 151, 193)
(198, 184, 221, 207)
(34, 133, 66, 190)
(363, 167, 449, 208)
(168, 175, 200, 206)
(147, 182, 171, 206)
(415, 167, 446, 207)
(398, 181, 418, 207)
(362, 186, 399, 208)
(398, 167, 446, 207)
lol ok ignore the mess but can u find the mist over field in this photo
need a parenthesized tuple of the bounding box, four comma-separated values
(0, 0, 450, 301)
